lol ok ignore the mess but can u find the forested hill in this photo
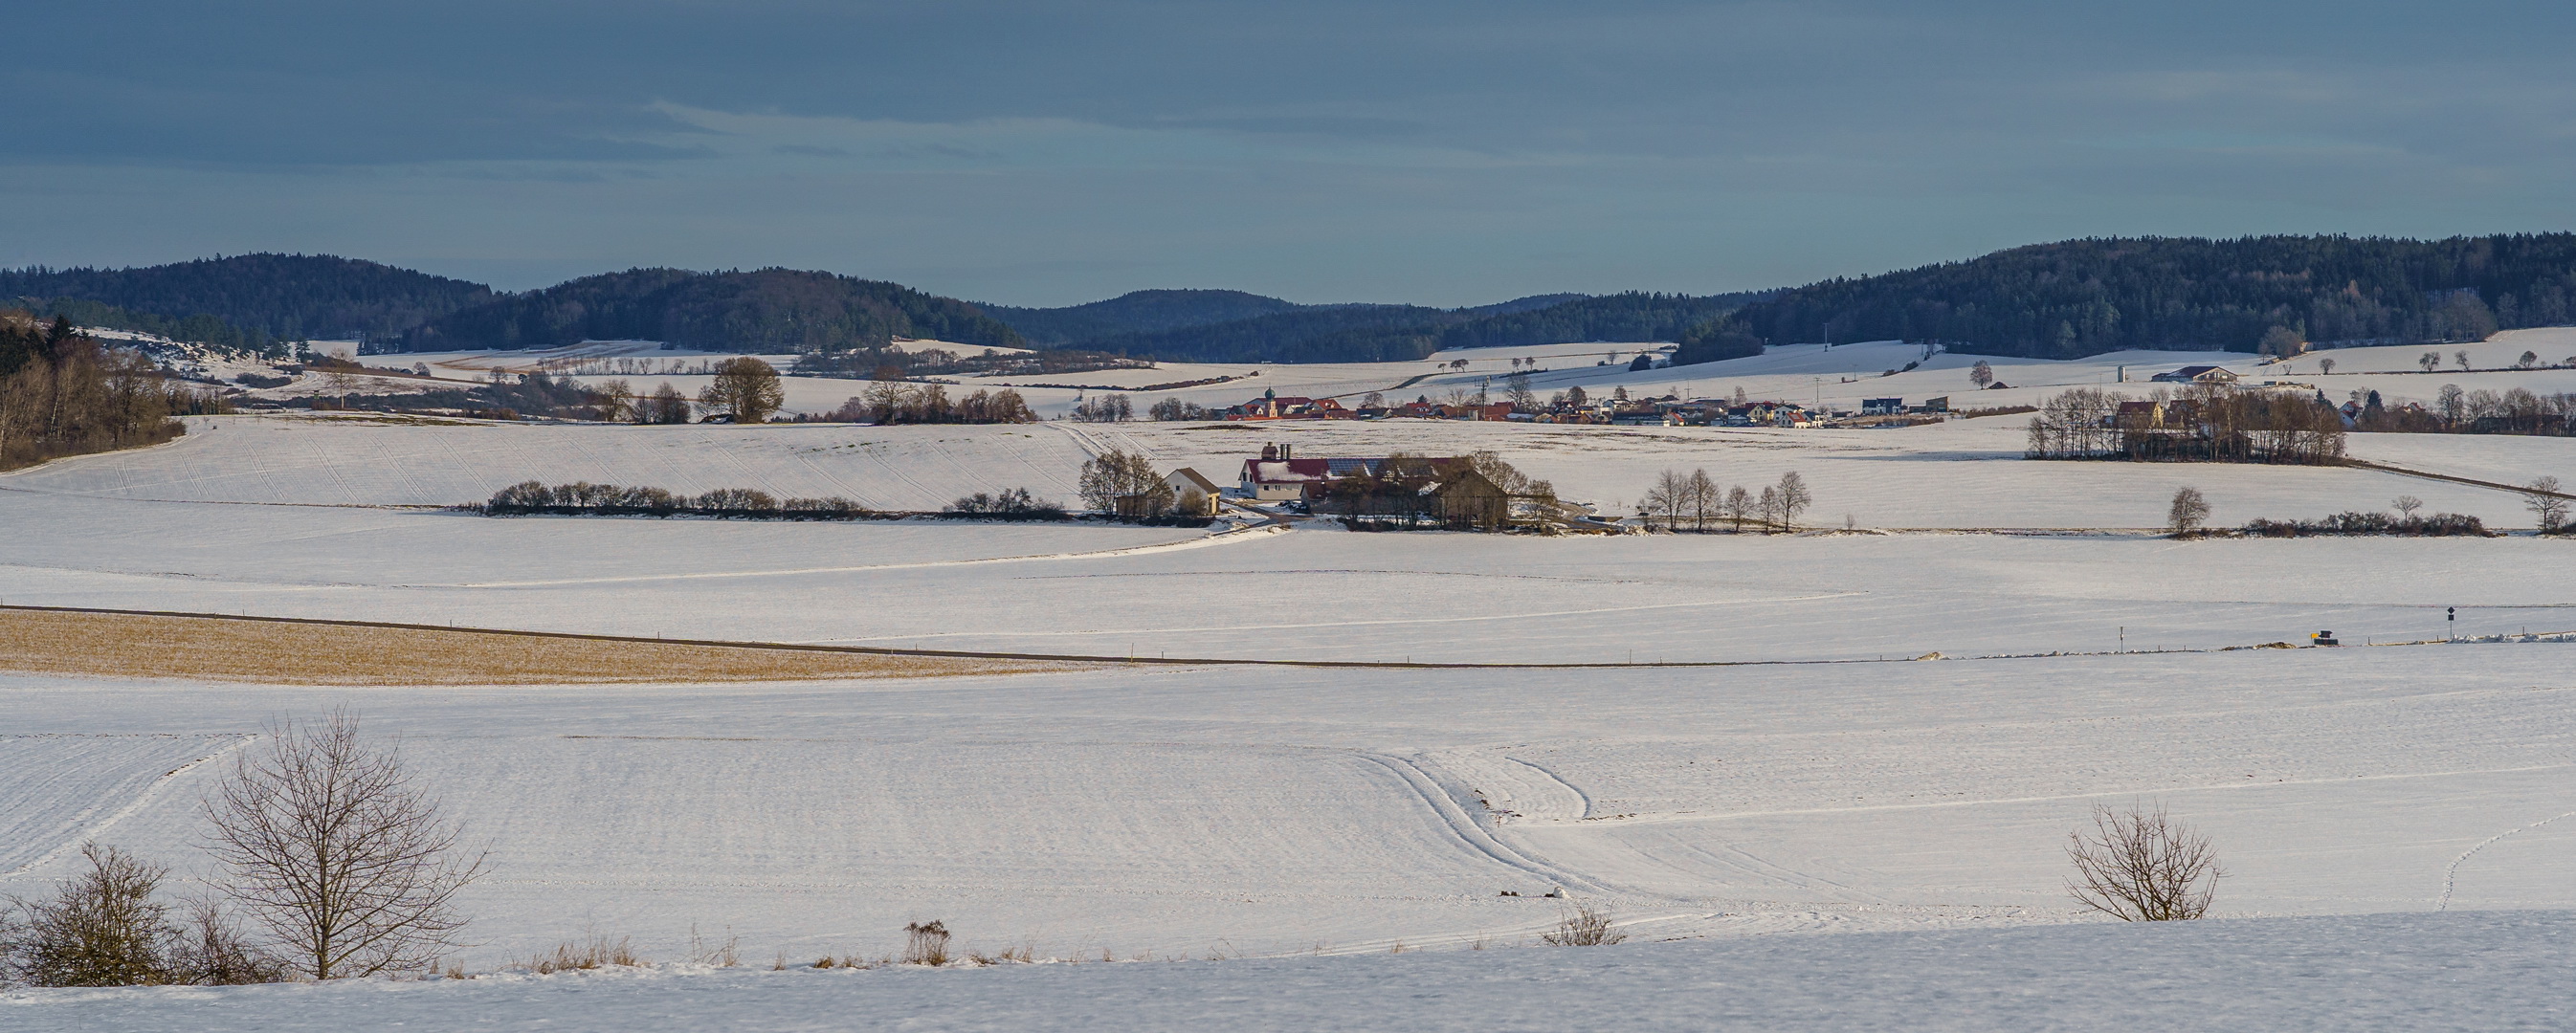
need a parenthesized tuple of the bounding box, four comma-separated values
(402, 268, 1025, 354)
(1057, 291, 1761, 363)
(1672, 234, 2576, 366)
(978, 290, 1307, 346)
(0, 254, 494, 354)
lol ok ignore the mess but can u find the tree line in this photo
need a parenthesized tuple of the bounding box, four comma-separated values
(1638, 469, 1810, 531)
(1046, 291, 1764, 364)
(0, 312, 226, 470)
(1673, 234, 2576, 365)
(2025, 386, 2346, 464)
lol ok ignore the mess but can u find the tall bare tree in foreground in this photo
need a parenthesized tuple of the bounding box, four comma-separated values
(202, 711, 485, 978)
(2066, 802, 2222, 921)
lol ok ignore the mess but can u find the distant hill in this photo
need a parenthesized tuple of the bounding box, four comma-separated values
(403, 268, 1025, 354)
(0, 253, 494, 354)
(1065, 291, 1759, 363)
(1673, 234, 2576, 366)
(979, 290, 1308, 346)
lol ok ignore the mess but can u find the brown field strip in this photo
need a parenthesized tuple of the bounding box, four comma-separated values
(0, 609, 1079, 685)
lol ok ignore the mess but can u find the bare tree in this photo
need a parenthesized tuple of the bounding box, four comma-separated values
(2317, 357, 2335, 375)
(2527, 476, 2569, 532)
(1722, 484, 1752, 531)
(1686, 469, 1719, 532)
(1775, 472, 1811, 528)
(2520, 350, 2541, 370)
(1077, 449, 1172, 517)
(1757, 485, 1782, 531)
(4, 844, 181, 986)
(2066, 802, 2222, 921)
(1539, 903, 1626, 946)
(2391, 495, 2424, 519)
(1642, 470, 1689, 530)
(697, 357, 785, 423)
(2455, 349, 2471, 371)
(202, 710, 485, 979)
(2167, 486, 2210, 536)
(2418, 351, 2440, 373)
(1969, 360, 1994, 389)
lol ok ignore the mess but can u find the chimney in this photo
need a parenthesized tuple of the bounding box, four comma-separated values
(1261, 443, 1279, 460)
(1279, 444, 1293, 460)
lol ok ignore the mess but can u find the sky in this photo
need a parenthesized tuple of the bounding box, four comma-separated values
(7, 1, 2575, 307)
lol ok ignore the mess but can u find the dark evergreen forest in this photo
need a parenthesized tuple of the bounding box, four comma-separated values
(1051, 291, 1760, 363)
(1673, 234, 2576, 366)
(977, 289, 1309, 346)
(400, 268, 1026, 354)
(0, 254, 494, 354)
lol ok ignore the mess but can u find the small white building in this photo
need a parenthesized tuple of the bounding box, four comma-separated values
(1166, 467, 1222, 516)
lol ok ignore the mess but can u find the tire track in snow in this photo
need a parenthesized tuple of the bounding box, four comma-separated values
(1352, 752, 1603, 894)
(422, 523, 1288, 587)
(2, 735, 255, 879)
(2437, 808, 2576, 911)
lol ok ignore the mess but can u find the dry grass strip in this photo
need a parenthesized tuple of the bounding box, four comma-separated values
(0, 609, 1075, 686)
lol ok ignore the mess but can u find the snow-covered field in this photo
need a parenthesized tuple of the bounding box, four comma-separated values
(11, 912, 2570, 1031)
(5, 378, 2575, 1027)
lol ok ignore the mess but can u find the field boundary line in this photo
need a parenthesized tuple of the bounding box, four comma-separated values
(9, 604, 2565, 672)
(2343, 457, 2576, 501)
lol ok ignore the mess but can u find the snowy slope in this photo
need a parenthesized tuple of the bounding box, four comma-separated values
(14, 412, 2572, 527)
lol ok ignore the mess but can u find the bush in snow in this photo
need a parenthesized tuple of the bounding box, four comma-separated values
(2066, 802, 2222, 921)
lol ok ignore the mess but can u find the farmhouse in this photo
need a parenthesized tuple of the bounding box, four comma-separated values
(2151, 364, 2239, 385)
(1225, 390, 1350, 420)
(1239, 443, 1332, 499)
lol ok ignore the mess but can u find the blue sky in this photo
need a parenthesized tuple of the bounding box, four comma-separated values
(6, 1, 2572, 306)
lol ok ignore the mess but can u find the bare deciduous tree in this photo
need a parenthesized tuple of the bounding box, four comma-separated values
(1722, 484, 1752, 531)
(1969, 360, 1994, 389)
(697, 358, 785, 424)
(2167, 486, 2210, 537)
(2528, 476, 2569, 532)
(1641, 470, 1689, 530)
(1077, 449, 1172, 517)
(1685, 469, 1719, 532)
(2066, 802, 2222, 921)
(2391, 495, 2424, 519)
(202, 710, 485, 979)
(1775, 472, 1811, 528)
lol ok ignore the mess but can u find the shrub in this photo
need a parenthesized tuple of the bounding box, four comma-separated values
(2066, 802, 2221, 921)
(523, 934, 643, 974)
(901, 921, 951, 966)
(691, 488, 778, 516)
(4, 844, 182, 986)
(1539, 903, 1625, 946)
(944, 487, 1068, 519)
(780, 496, 868, 519)
(2242, 512, 2487, 537)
